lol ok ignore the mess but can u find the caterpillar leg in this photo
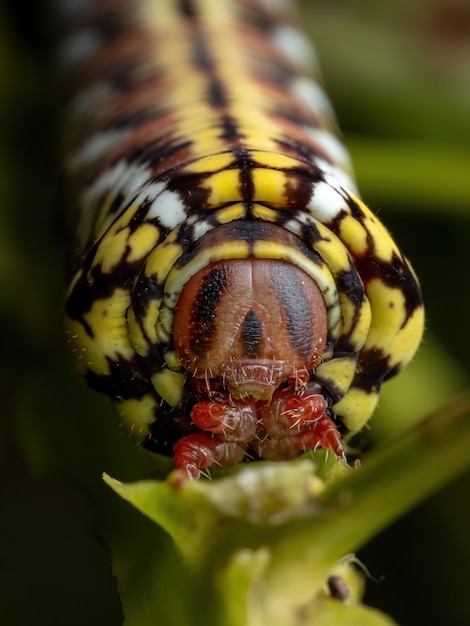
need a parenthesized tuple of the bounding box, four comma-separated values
(259, 385, 329, 436)
(173, 434, 246, 480)
(175, 387, 342, 479)
(190, 398, 258, 441)
(255, 414, 346, 462)
(190, 391, 328, 439)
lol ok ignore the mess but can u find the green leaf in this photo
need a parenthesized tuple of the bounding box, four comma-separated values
(103, 459, 341, 567)
(305, 596, 398, 626)
(103, 393, 470, 626)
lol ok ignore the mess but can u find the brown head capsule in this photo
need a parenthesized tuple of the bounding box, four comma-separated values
(172, 258, 328, 400)
(170, 257, 344, 478)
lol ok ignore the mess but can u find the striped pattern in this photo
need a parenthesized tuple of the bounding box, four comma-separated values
(62, 0, 424, 475)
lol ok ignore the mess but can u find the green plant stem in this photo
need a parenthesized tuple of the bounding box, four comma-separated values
(257, 393, 470, 623)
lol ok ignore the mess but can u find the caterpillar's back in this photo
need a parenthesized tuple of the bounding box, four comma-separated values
(61, 0, 424, 479)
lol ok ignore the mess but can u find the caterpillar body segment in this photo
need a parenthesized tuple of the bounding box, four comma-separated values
(62, 0, 424, 478)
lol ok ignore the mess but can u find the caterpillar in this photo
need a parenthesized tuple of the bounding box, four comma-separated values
(61, 0, 424, 479)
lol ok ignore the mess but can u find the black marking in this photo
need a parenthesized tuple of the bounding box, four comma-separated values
(144, 409, 197, 457)
(335, 269, 365, 308)
(208, 78, 229, 108)
(240, 309, 263, 358)
(332, 268, 367, 353)
(294, 215, 328, 247)
(232, 148, 255, 201)
(275, 137, 319, 165)
(270, 103, 320, 128)
(219, 115, 242, 142)
(104, 192, 126, 222)
(239, 6, 273, 33)
(131, 135, 192, 169)
(351, 359, 384, 394)
(127, 199, 157, 233)
(270, 264, 315, 359)
(85, 355, 153, 399)
(284, 169, 324, 212)
(178, 0, 197, 19)
(67, 244, 150, 335)
(66, 258, 129, 325)
(189, 266, 229, 357)
(252, 62, 292, 89)
(355, 251, 423, 326)
(347, 197, 369, 227)
(166, 171, 211, 212)
(131, 274, 164, 323)
(192, 30, 215, 72)
(314, 350, 357, 404)
(102, 58, 151, 93)
(110, 105, 165, 130)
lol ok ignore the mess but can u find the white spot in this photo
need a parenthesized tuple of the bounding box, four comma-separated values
(134, 181, 166, 209)
(290, 77, 336, 121)
(282, 218, 303, 235)
(56, 28, 101, 67)
(184, 213, 213, 240)
(323, 171, 351, 197)
(67, 129, 131, 172)
(307, 181, 348, 223)
(192, 219, 214, 241)
(76, 161, 151, 249)
(270, 25, 317, 70)
(83, 160, 152, 207)
(147, 189, 186, 228)
(315, 157, 358, 195)
(302, 128, 353, 169)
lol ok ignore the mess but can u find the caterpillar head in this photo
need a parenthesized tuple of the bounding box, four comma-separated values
(172, 258, 328, 401)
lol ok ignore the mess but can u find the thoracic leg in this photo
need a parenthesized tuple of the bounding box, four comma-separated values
(173, 433, 246, 479)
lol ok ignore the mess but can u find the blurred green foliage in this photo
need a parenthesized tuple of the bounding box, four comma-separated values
(0, 1, 469, 624)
